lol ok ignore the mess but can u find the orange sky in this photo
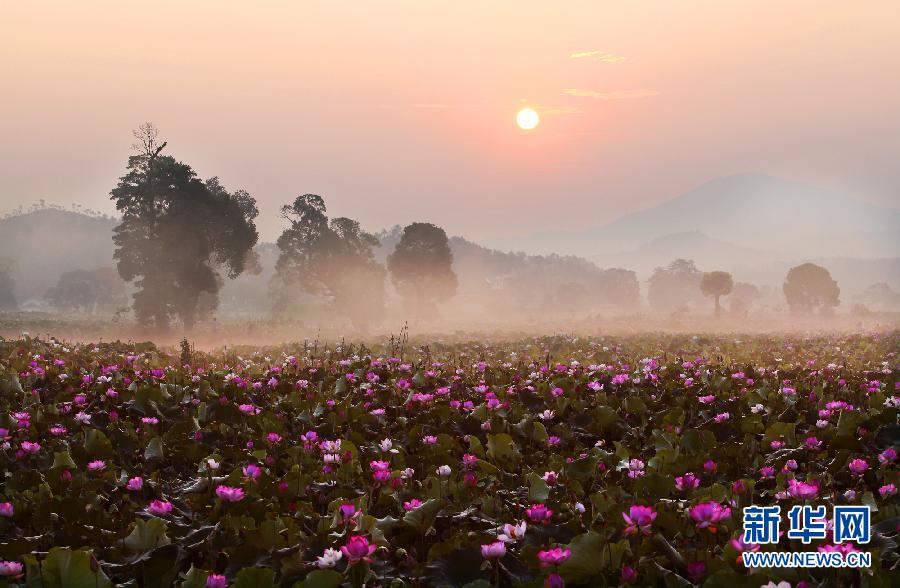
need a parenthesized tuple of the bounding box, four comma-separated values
(2, 1, 898, 243)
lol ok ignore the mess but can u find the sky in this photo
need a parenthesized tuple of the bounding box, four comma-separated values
(2, 1, 899, 243)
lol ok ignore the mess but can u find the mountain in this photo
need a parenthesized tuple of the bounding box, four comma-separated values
(590, 231, 763, 276)
(499, 173, 900, 260)
(0, 208, 118, 304)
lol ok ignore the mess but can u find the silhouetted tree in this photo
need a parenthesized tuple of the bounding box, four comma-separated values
(387, 222, 457, 318)
(647, 259, 703, 311)
(855, 283, 900, 311)
(728, 281, 761, 315)
(111, 124, 259, 328)
(598, 268, 640, 308)
(554, 282, 591, 316)
(783, 262, 840, 314)
(700, 270, 733, 315)
(0, 259, 16, 311)
(275, 194, 385, 328)
(45, 267, 127, 313)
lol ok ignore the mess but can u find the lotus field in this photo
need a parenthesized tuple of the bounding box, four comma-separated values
(0, 332, 897, 588)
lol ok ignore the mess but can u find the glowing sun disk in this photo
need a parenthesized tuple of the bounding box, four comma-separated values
(516, 108, 539, 130)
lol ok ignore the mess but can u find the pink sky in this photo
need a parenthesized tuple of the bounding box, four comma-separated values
(2, 1, 898, 242)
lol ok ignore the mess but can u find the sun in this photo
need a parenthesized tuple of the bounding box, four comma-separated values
(516, 107, 539, 130)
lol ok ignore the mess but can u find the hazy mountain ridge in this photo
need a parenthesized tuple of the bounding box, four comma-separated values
(0, 209, 636, 312)
(500, 173, 900, 260)
(0, 209, 118, 303)
(2, 175, 896, 312)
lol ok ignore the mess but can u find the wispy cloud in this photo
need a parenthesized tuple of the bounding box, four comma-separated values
(569, 50, 625, 63)
(409, 103, 462, 109)
(563, 89, 659, 100)
(540, 106, 584, 116)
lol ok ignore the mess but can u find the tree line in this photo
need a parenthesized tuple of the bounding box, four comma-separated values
(648, 258, 841, 316)
(0, 125, 865, 324)
(109, 125, 457, 329)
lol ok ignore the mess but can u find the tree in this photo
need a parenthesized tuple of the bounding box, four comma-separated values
(647, 259, 703, 311)
(728, 281, 761, 315)
(45, 267, 127, 313)
(387, 222, 457, 319)
(782, 262, 840, 314)
(855, 283, 900, 311)
(598, 268, 640, 308)
(700, 270, 733, 315)
(0, 258, 16, 311)
(111, 124, 259, 328)
(275, 194, 385, 328)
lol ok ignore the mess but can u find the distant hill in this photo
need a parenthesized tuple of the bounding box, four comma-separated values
(590, 231, 764, 276)
(500, 173, 900, 260)
(0, 209, 117, 303)
(2, 189, 895, 314)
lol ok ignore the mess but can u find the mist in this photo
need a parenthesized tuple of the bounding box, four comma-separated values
(0, 185, 896, 349)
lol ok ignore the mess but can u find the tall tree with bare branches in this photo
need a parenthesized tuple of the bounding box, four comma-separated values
(110, 124, 259, 328)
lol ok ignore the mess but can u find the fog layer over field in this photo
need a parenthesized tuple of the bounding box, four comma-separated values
(0, 126, 897, 343)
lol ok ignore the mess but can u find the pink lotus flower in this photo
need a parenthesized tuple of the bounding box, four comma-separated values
(20, 441, 40, 455)
(126, 476, 143, 491)
(879, 447, 897, 464)
(480, 540, 507, 559)
(370, 460, 390, 471)
(340, 535, 377, 564)
(848, 458, 868, 475)
(686, 561, 707, 582)
(818, 543, 858, 555)
(146, 500, 173, 516)
(526, 503, 553, 524)
(729, 535, 760, 560)
(403, 499, 422, 511)
(206, 574, 228, 588)
(689, 501, 731, 531)
(545, 572, 564, 588)
(215, 485, 245, 502)
(622, 505, 656, 536)
(805, 436, 822, 450)
(0, 503, 12, 518)
(675, 472, 700, 492)
(879, 483, 897, 497)
(0, 561, 23, 578)
(339, 503, 359, 520)
(87, 460, 106, 472)
(537, 546, 571, 567)
(620, 565, 637, 584)
(498, 521, 527, 542)
(787, 479, 819, 500)
(242, 463, 262, 481)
